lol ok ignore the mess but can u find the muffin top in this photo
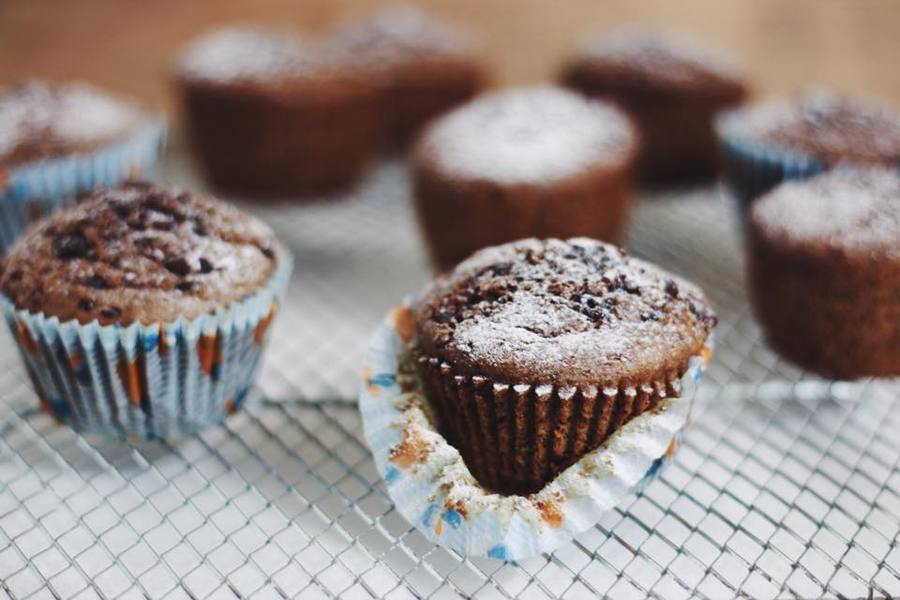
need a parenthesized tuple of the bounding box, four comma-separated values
(719, 91, 900, 165)
(562, 29, 746, 98)
(750, 167, 900, 261)
(175, 26, 365, 93)
(332, 6, 478, 66)
(416, 86, 637, 185)
(413, 238, 716, 385)
(0, 80, 146, 167)
(0, 182, 281, 326)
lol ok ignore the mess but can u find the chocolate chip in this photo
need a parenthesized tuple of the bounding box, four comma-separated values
(198, 258, 214, 274)
(193, 224, 209, 237)
(164, 258, 191, 277)
(151, 221, 174, 231)
(77, 298, 94, 311)
(175, 280, 195, 292)
(112, 204, 131, 220)
(86, 274, 107, 289)
(99, 306, 122, 320)
(53, 232, 89, 260)
(8, 270, 22, 282)
(664, 279, 679, 298)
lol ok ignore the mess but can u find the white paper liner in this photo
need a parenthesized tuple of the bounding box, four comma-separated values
(359, 303, 712, 560)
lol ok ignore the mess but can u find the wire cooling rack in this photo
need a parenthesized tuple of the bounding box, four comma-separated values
(1, 153, 899, 599)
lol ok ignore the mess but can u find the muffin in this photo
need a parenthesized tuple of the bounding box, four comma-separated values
(0, 80, 165, 250)
(560, 30, 747, 184)
(174, 26, 382, 198)
(716, 90, 900, 207)
(0, 181, 291, 438)
(413, 86, 638, 271)
(411, 237, 717, 495)
(747, 168, 900, 378)
(331, 6, 487, 148)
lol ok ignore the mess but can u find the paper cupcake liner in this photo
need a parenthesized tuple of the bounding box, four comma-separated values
(0, 118, 167, 251)
(1, 253, 292, 441)
(359, 303, 713, 559)
(716, 125, 824, 211)
(415, 350, 686, 496)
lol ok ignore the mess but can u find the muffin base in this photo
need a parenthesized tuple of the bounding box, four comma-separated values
(414, 351, 687, 495)
(413, 160, 634, 271)
(748, 229, 900, 378)
(0, 254, 292, 440)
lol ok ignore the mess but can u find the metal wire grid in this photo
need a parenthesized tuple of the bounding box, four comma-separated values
(1, 159, 899, 599)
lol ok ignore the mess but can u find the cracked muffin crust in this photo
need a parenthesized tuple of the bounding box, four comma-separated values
(0, 181, 281, 325)
(411, 237, 716, 494)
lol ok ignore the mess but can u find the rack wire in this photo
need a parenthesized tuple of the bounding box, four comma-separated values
(1, 155, 898, 599)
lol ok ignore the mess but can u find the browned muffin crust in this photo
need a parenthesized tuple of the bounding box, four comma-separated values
(748, 167, 900, 378)
(0, 182, 280, 326)
(414, 238, 716, 386)
(0, 79, 146, 167)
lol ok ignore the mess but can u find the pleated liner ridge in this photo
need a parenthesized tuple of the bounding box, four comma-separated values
(415, 350, 687, 496)
(1, 254, 291, 440)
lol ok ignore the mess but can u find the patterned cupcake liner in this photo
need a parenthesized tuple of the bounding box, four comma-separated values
(0, 252, 292, 441)
(359, 302, 713, 560)
(0, 118, 167, 251)
(715, 120, 824, 211)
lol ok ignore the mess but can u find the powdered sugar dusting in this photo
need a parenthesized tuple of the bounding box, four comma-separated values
(176, 26, 318, 83)
(415, 238, 715, 383)
(752, 167, 900, 258)
(575, 28, 744, 89)
(718, 90, 900, 163)
(0, 80, 143, 164)
(332, 5, 477, 64)
(419, 86, 635, 184)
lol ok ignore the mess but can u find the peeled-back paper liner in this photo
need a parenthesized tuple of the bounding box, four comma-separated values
(1, 252, 292, 441)
(715, 119, 824, 210)
(0, 118, 167, 250)
(359, 303, 713, 560)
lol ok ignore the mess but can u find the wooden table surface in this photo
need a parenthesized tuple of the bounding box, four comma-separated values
(2, 0, 899, 118)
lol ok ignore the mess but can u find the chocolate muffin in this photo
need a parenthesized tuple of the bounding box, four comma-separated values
(747, 167, 900, 378)
(331, 6, 487, 148)
(413, 86, 638, 271)
(560, 30, 747, 184)
(716, 91, 900, 206)
(0, 182, 290, 438)
(174, 26, 381, 198)
(0, 80, 165, 249)
(412, 237, 717, 495)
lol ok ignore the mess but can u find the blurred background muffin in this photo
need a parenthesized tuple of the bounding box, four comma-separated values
(560, 29, 747, 184)
(412, 85, 637, 270)
(717, 90, 900, 207)
(746, 167, 900, 379)
(330, 5, 487, 149)
(0, 79, 164, 249)
(174, 26, 382, 198)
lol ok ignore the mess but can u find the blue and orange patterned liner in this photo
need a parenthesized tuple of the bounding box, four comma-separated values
(1, 252, 292, 440)
(0, 117, 166, 251)
(360, 302, 713, 560)
(715, 114, 824, 211)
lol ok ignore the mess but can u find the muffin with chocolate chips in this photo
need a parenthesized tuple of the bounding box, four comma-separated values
(411, 237, 716, 495)
(0, 182, 291, 439)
